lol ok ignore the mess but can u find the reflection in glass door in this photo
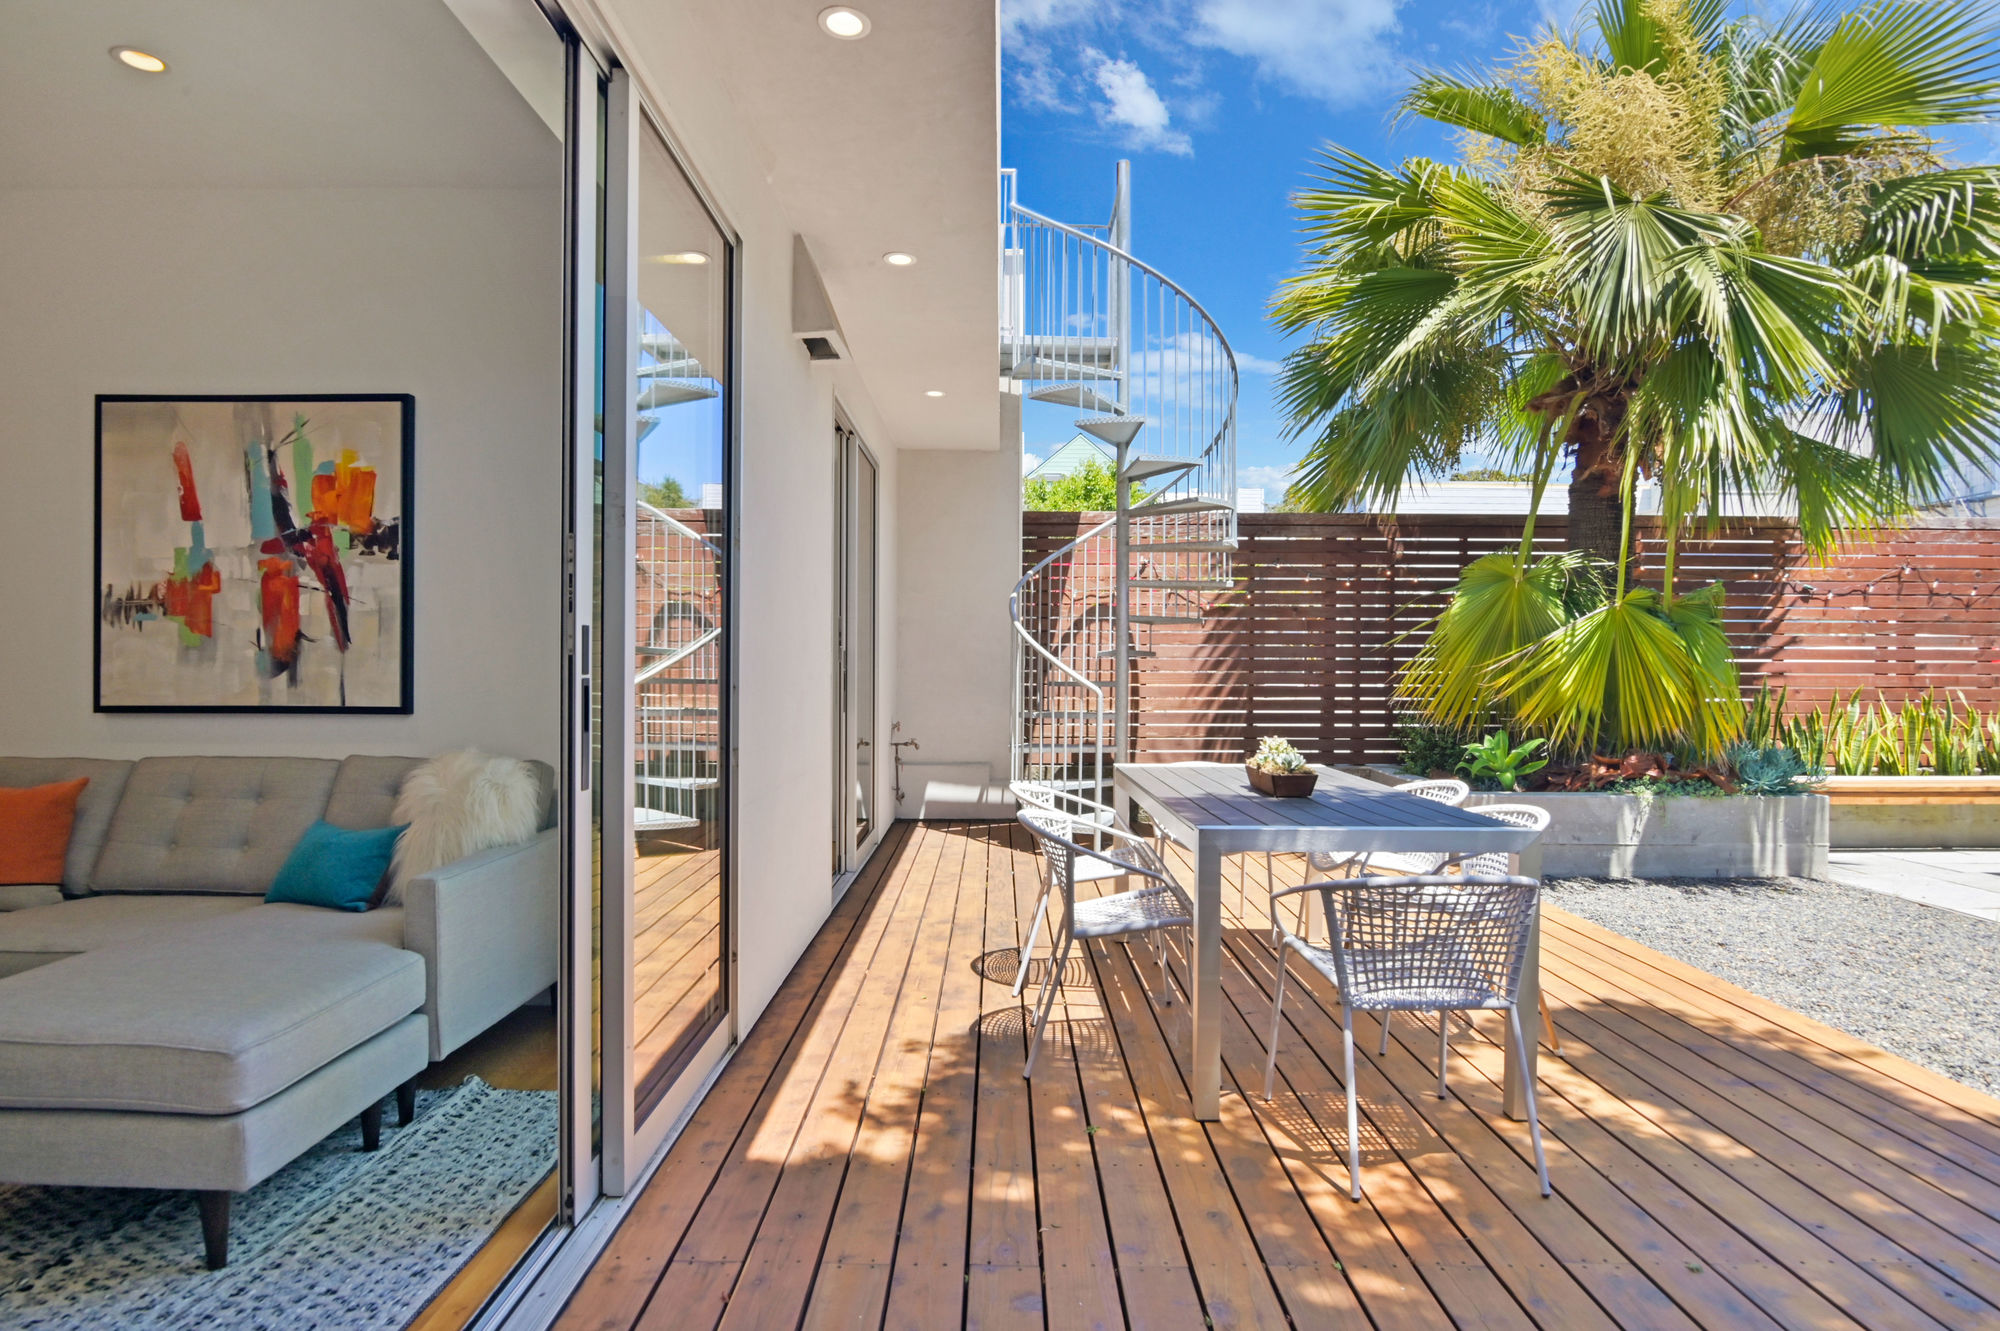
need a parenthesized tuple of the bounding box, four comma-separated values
(835, 423, 878, 871)
(601, 71, 734, 1188)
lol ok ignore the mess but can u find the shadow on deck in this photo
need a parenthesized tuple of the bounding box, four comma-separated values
(558, 820, 2000, 1331)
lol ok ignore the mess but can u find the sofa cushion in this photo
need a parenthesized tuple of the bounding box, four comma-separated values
(0, 759, 133, 894)
(0, 903, 421, 1114)
(0, 884, 64, 915)
(326, 755, 426, 829)
(0, 895, 259, 978)
(91, 756, 339, 896)
(328, 754, 557, 832)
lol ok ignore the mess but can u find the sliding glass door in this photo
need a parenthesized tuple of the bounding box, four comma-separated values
(834, 422, 879, 875)
(597, 67, 736, 1192)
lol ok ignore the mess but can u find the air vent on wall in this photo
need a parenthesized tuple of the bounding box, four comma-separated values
(791, 235, 850, 361)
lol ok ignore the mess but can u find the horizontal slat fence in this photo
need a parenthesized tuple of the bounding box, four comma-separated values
(1023, 513, 2000, 765)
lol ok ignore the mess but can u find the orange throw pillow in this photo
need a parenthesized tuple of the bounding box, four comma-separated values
(0, 778, 89, 886)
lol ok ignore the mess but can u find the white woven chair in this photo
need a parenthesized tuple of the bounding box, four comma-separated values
(1009, 783, 1137, 1001)
(1303, 777, 1470, 879)
(1015, 810, 1193, 1078)
(1262, 870, 1552, 1200)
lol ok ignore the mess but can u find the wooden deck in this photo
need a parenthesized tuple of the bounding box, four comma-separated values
(632, 841, 724, 1101)
(558, 821, 2000, 1331)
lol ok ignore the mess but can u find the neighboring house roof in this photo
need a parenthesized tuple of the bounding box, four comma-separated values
(1350, 479, 1798, 517)
(1024, 434, 1115, 481)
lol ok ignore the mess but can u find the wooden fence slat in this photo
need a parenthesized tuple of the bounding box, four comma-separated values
(1022, 512, 2000, 764)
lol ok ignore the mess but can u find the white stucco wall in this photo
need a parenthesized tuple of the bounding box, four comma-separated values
(0, 184, 564, 767)
(891, 397, 1023, 811)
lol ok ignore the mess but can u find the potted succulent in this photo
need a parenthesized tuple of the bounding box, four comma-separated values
(1246, 737, 1318, 797)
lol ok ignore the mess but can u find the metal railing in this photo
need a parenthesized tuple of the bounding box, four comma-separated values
(636, 502, 722, 832)
(1004, 167, 1239, 810)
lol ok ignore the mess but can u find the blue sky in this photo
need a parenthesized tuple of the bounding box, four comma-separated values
(1002, 0, 1564, 494)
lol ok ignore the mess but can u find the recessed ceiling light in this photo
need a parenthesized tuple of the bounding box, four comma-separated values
(925, 390, 946, 397)
(882, 251, 916, 266)
(818, 7, 871, 38)
(111, 46, 168, 73)
(646, 251, 710, 265)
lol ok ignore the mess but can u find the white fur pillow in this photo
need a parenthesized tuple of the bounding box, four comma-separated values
(385, 749, 542, 905)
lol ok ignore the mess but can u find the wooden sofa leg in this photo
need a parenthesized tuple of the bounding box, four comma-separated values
(396, 1080, 417, 1127)
(361, 1101, 383, 1152)
(197, 1190, 231, 1270)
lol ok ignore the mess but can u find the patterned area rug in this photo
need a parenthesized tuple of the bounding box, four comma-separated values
(0, 1078, 557, 1330)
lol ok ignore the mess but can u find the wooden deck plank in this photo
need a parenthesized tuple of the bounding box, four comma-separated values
(1527, 967, 1999, 1327)
(556, 822, 911, 1331)
(800, 819, 972, 1331)
(566, 824, 2000, 1331)
(1537, 934, 2000, 1277)
(705, 826, 955, 1331)
(880, 828, 988, 1331)
(966, 824, 1047, 1329)
(630, 823, 943, 1329)
(1540, 915, 2000, 1191)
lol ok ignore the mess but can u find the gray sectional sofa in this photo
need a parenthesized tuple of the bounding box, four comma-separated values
(0, 754, 558, 1269)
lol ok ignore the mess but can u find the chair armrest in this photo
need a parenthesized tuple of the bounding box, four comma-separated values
(402, 828, 558, 1061)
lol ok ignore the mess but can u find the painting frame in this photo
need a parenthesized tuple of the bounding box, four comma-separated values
(93, 392, 416, 715)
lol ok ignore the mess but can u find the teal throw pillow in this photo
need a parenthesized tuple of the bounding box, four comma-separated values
(266, 821, 407, 912)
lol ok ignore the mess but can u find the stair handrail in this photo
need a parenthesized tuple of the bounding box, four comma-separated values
(1010, 516, 1114, 816)
(1003, 201, 1242, 427)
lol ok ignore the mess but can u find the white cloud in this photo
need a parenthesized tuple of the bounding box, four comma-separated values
(1002, 0, 1107, 35)
(1238, 463, 1298, 493)
(1235, 351, 1284, 375)
(1085, 49, 1193, 156)
(1187, 0, 1404, 106)
(1023, 450, 1043, 475)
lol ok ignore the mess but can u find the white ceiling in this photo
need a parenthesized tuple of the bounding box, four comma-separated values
(612, 0, 1001, 451)
(0, 0, 559, 188)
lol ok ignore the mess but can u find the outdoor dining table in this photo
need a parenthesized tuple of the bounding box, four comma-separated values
(1112, 761, 1547, 1122)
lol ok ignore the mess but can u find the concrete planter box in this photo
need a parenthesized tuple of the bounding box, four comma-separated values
(1345, 766, 1828, 878)
(1823, 776, 2000, 849)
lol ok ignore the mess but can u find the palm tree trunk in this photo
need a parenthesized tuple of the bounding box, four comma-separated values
(1566, 474, 1626, 566)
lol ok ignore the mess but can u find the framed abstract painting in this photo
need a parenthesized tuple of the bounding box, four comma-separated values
(95, 394, 415, 713)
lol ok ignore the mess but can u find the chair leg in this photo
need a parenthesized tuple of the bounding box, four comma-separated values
(1437, 1012, 1450, 1098)
(1507, 1005, 1553, 1197)
(1023, 930, 1074, 1079)
(1012, 891, 1050, 997)
(1263, 954, 1288, 1102)
(1376, 1011, 1392, 1057)
(360, 1101, 383, 1152)
(1540, 992, 1563, 1055)
(197, 1190, 231, 1270)
(397, 1079, 418, 1127)
(1148, 929, 1174, 1007)
(1341, 1006, 1363, 1201)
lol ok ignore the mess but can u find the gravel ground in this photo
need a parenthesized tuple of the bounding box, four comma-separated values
(1544, 875, 2000, 1100)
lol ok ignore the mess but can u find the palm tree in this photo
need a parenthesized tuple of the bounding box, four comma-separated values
(1277, 0, 2000, 556)
(1273, 0, 2000, 755)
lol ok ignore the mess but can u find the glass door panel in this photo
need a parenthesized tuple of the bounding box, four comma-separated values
(835, 425, 879, 869)
(600, 87, 736, 1159)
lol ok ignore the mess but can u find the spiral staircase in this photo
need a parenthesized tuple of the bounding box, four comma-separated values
(1005, 164, 1239, 817)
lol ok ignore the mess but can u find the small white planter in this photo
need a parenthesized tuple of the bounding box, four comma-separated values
(1347, 767, 1829, 878)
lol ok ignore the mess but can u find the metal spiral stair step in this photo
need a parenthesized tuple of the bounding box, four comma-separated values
(1029, 383, 1121, 413)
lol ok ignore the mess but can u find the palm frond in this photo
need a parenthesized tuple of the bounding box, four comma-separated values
(1783, 0, 2000, 161)
(1396, 552, 1598, 728)
(1860, 166, 2000, 260)
(1401, 73, 1549, 146)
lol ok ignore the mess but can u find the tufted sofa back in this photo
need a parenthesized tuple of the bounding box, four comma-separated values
(91, 757, 340, 896)
(0, 758, 135, 895)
